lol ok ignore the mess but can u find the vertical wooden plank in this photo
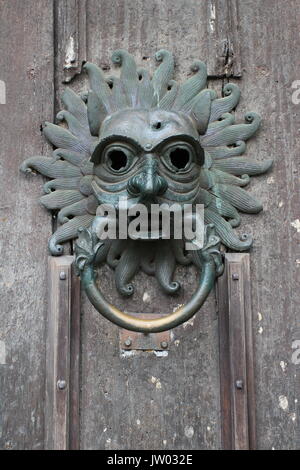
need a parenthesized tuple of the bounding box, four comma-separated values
(243, 255, 256, 451)
(54, 0, 87, 85)
(79, 0, 223, 450)
(0, 0, 54, 450)
(205, 0, 242, 77)
(217, 255, 232, 449)
(218, 253, 256, 450)
(46, 256, 80, 450)
(69, 262, 81, 450)
(227, 258, 249, 449)
(236, 0, 300, 450)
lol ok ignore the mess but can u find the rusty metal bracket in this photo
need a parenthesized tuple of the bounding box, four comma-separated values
(217, 253, 256, 450)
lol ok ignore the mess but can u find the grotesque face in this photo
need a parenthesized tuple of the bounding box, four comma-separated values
(91, 109, 204, 209)
(21, 49, 272, 299)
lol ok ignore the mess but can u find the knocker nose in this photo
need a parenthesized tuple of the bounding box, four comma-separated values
(127, 154, 168, 198)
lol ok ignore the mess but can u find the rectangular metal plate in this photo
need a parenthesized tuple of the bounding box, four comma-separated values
(119, 314, 170, 351)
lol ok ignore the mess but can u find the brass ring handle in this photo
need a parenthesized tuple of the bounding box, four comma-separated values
(80, 257, 216, 333)
(75, 227, 223, 333)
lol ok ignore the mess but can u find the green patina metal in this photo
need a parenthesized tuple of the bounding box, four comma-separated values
(20, 49, 272, 332)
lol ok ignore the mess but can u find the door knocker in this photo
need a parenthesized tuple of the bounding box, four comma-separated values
(20, 49, 272, 332)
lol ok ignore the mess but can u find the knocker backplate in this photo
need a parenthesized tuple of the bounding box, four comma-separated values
(119, 314, 170, 351)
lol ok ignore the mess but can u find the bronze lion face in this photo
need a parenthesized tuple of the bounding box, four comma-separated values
(21, 49, 272, 303)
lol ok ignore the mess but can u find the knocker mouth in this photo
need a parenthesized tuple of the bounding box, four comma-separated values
(93, 199, 205, 248)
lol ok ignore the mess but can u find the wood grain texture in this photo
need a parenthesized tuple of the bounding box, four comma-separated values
(77, 0, 228, 450)
(235, 0, 300, 450)
(205, 0, 242, 77)
(69, 261, 81, 450)
(217, 254, 256, 450)
(0, 0, 54, 449)
(0, 0, 299, 451)
(46, 256, 80, 450)
(54, 0, 87, 85)
(46, 257, 72, 450)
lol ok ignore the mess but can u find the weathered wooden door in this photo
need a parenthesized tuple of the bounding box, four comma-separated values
(0, 0, 299, 450)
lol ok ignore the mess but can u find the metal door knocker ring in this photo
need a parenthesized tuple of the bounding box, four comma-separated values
(75, 223, 223, 332)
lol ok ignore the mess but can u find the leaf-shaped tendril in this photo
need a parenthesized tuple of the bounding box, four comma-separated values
(49, 214, 94, 255)
(43, 177, 81, 194)
(83, 62, 113, 113)
(206, 112, 235, 135)
(56, 110, 91, 139)
(61, 88, 89, 127)
(171, 239, 192, 265)
(111, 49, 138, 107)
(203, 151, 213, 170)
(40, 190, 84, 210)
(115, 242, 141, 296)
(201, 112, 261, 147)
(207, 194, 241, 227)
(198, 169, 214, 190)
(87, 90, 108, 136)
(204, 209, 252, 251)
(210, 168, 250, 186)
(172, 60, 207, 110)
(94, 239, 112, 267)
(190, 90, 211, 135)
(213, 157, 273, 176)
(155, 241, 180, 294)
(182, 88, 216, 113)
(196, 187, 213, 206)
(52, 148, 86, 165)
(159, 80, 179, 110)
(197, 188, 240, 228)
(107, 240, 127, 268)
(20, 156, 81, 178)
(211, 184, 263, 213)
(57, 195, 97, 223)
(110, 76, 130, 110)
(43, 122, 90, 154)
(78, 175, 94, 196)
(152, 49, 175, 103)
(136, 68, 155, 108)
(205, 140, 246, 159)
(209, 83, 241, 123)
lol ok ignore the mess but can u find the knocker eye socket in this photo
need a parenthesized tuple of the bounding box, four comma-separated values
(104, 145, 137, 174)
(169, 148, 190, 169)
(162, 144, 195, 173)
(108, 150, 127, 171)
